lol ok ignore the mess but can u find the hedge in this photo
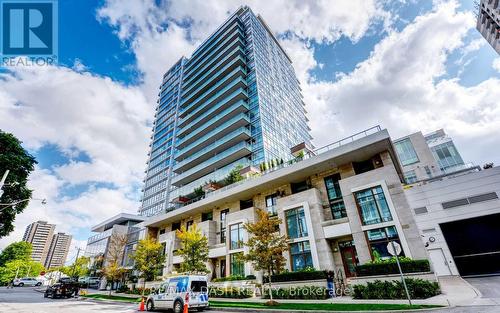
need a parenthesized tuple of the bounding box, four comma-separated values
(355, 259, 430, 277)
(212, 275, 256, 282)
(353, 278, 440, 299)
(263, 286, 330, 300)
(263, 269, 327, 283)
(208, 287, 253, 298)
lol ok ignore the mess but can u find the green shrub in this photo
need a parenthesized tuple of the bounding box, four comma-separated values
(264, 268, 327, 283)
(208, 286, 253, 298)
(355, 259, 430, 276)
(263, 286, 329, 300)
(352, 278, 440, 299)
(116, 285, 130, 293)
(212, 274, 256, 282)
(124, 287, 152, 295)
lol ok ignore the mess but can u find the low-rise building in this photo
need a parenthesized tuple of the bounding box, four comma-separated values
(405, 166, 500, 277)
(393, 129, 473, 184)
(144, 127, 429, 281)
(85, 213, 146, 285)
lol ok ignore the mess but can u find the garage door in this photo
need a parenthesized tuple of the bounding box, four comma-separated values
(440, 213, 500, 276)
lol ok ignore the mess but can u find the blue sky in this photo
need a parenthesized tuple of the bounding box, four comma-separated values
(1, 0, 499, 263)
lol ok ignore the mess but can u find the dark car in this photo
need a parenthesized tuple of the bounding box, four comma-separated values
(44, 279, 80, 299)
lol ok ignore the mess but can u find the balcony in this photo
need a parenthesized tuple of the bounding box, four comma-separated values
(177, 92, 248, 133)
(181, 54, 246, 103)
(182, 48, 245, 97)
(174, 128, 251, 172)
(171, 142, 252, 187)
(179, 76, 247, 118)
(184, 21, 243, 77)
(180, 68, 247, 117)
(176, 114, 250, 158)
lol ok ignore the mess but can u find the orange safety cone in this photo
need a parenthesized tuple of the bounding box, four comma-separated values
(183, 303, 188, 313)
(139, 297, 145, 311)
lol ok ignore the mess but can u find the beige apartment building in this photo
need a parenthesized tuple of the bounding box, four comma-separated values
(23, 221, 56, 264)
(44, 232, 72, 269)
(144, 127, 428, 280)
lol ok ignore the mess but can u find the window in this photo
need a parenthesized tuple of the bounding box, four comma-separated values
(353, 159, 375, 175)
(230, 223, 244, 250)
(355, 186, 392, 225)
(159, 228, 165, 235)
(240, 199, 253, 210)
(265, 194, 277, 216)
(168, 276, 189, 292)
(230, 253, 244, 276)
(172, 222, 181, 232)
(291, 180, 309, 194)
(290, 241, 313, 271)
(186, 220, 193, 230)
(403, 170, 417, 184)
(430, 141, 464, 170)
(202, 211, 213, 222)
(394, 138, 419, 166)
(324, 174, 347, 219)
(220, 209, 229, 244)
(190, 280, 207, 292)
(285, 207, 308, 239)
(366, 226, 404, 260)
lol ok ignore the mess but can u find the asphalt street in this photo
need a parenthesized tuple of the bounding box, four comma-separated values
(1, 277, 500, 313)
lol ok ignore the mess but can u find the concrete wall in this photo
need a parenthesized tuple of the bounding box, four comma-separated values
(405, 167, 500, 276)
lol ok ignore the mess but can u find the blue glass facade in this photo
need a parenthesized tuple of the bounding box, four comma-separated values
(140, 7, 311, 217)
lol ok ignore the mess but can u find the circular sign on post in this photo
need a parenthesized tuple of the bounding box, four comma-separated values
(387, 241, 402, 256)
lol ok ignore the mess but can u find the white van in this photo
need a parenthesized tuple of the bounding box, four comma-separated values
(146, 275, 209, 312)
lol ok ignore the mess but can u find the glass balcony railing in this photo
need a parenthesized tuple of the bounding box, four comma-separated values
(182, 53, 245, 101)
(171, 142, 252, 186)
(176, 112, 250, 153)
(178, 91, 248, 132)
(174, 127, 251, 172)
(184, 21, 243, 75)
(183, 44, 245, 91)
(180, 67, 247, 110)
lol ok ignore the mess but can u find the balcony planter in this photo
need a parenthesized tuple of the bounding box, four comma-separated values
(239, 165, 260, 178)
(203, 181, 222, 192)
(172, 196, 190, 204)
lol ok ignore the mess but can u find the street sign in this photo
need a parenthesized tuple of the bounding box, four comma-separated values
(387, 241, 402, 256)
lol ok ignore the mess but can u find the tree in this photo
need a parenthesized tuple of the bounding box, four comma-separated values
(223, 164, 244, 185)
(131, 237, 165, 296)
(0, 241, 32, 267)
(176, 224, 209, 273)
(57, 256, 90, 278)
(0, 130, 37, 238)
(0, 259, 44, 285)
(241, 209, 288, 304)
(102, 261, 127, 295)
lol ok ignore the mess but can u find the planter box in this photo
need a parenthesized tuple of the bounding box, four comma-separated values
(348, 271, 437, 286)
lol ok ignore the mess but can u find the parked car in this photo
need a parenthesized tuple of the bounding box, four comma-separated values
(146, 275, 209, 312)
(44, 279, 80, 299)
(13, 277, 42, 287)
(77, 276, 100, 288)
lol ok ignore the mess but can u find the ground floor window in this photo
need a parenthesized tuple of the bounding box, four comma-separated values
(290, 241, 313, 271)
(230, 253, 244, 276)
(366, 226, 404, 260)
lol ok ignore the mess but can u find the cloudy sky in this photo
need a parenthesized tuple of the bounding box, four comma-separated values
(1, 0, 499, 264)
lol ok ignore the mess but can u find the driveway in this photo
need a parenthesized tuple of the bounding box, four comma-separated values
(466, 275, 500, 301)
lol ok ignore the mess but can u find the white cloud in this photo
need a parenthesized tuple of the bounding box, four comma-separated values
(299, 1, 500, 166)
(493, 57, 500, 73)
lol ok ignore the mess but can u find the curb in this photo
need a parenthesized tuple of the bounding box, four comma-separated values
(208, 305, 449, 313)
(79, 296, 139, 305)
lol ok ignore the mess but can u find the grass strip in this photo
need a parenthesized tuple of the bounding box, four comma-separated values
(209, 300, 442, 311)
(82, 294, 141, 303)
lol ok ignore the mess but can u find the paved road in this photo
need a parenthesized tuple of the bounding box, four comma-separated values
(1, 283, 500, 313)
(466, 276, 500, 300)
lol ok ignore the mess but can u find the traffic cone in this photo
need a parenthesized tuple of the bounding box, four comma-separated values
(139, 297, 145, 311)
(183, 303, 188, 313)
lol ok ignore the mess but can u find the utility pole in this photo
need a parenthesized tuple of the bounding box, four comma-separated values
(0, 170, 9, 198)
(71, 247, 83, 278)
